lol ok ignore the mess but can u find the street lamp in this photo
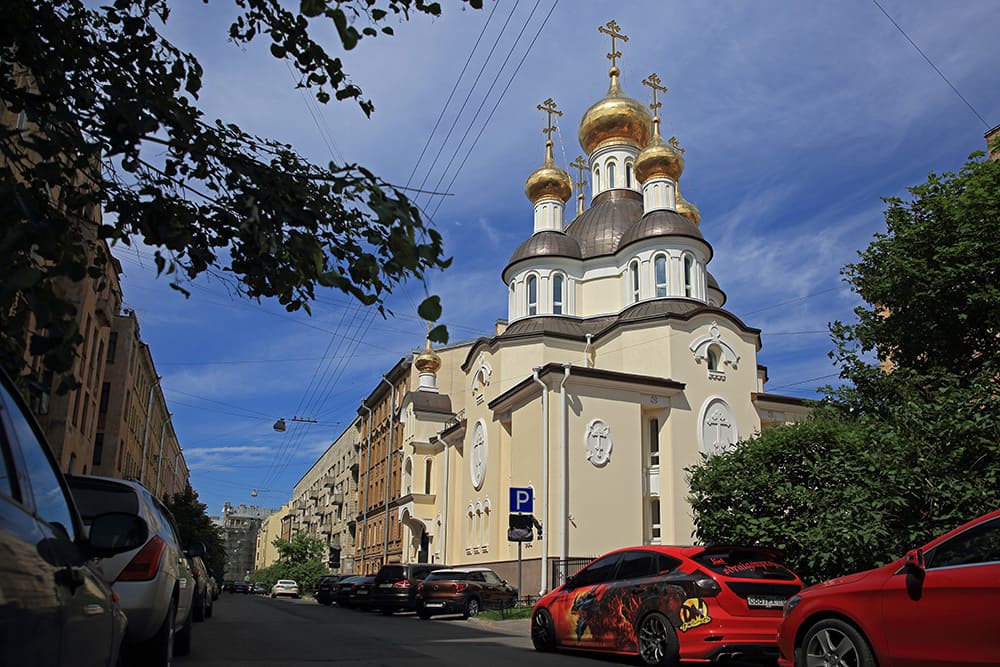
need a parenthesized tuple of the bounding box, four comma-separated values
(273, 416, 319, 432)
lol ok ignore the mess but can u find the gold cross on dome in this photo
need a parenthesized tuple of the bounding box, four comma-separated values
(642, 73, 667, 119)
(570, 155, 589, 194)
(537, 98, 563, 139)
(599, 20, 628, 70)
(669, 135, 686, 154)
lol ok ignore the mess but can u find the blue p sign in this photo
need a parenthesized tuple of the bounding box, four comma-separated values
(510, 486, 533, 513)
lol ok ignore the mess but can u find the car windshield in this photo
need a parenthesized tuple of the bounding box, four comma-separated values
(67, 478, 138, 520)
(692, 548, 797, 580)
(423, 571, 470, 582)
(375, 565, 406, 582)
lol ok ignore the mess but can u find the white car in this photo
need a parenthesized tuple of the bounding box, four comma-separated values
(271, 579, 300, 598)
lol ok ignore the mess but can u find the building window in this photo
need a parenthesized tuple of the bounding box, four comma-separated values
(648, 499, 661, 544)
(684, 255, 694, 297)
(92, 433, 104, 466)
(648, 418, 659, 467)
(607, 161, 616, 189)
(527, 275, 538, 316)
(629, 260, 640, 303)
(654, 255, 668, 297)
(707, 345, 722, 372)
(424, 459, 432, 495)
(625, 162, 633, 188)
(552, 273, 564, 315)
(594, 167, 601, 192)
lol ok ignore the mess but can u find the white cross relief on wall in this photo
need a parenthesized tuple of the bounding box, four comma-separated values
(585, 419, 613, 466)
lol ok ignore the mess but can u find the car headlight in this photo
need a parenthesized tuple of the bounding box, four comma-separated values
(783, 594, 802, 618)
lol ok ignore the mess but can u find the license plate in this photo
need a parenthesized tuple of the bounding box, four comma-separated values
(747, 595, 786, 609)
(424, 602, 444, 608)
(356, 590, 368, 595)
(380, 583, 394, 589)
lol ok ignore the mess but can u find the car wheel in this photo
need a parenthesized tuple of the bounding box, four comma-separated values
(636, 612, 679, 666)
(379, 608, 394, 616)
(173, 607, 192, 658)
(463, 597, 481, 619)
(531, 608, 556, 652)
(802, 619, 875, 667)
(132, 597, 176, 667)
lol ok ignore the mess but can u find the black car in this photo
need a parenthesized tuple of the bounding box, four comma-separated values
(370, 563, 451, 614)
(188, 554, 214, 620)
(314, 574, 343, 605)
(230, 580, 250, 594)
(334, 575, 375, 608)
(0, 368, 148, 666)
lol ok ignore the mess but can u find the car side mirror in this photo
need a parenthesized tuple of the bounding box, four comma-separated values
(88, 512, 149, 557)
(563, 575, 576, 589)
(904, 548, 925, 572)
(185, 542, 206, 557)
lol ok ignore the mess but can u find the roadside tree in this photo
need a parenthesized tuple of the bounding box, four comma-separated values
(165, 484, 226, 579)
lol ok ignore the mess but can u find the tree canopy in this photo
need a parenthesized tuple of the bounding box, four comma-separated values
(164, 484, 227, 579)
(253, 532, 328, 592)
(688, 153, 1000, 584)
(1, 0, 480, 392)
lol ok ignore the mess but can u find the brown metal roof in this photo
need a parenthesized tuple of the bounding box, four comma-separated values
(505, 230, 582, 269)
(617, 209, 708, 253)
(564, 189, 644, 259)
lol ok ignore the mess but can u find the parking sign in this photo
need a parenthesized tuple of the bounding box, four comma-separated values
(509, 486, 533, 513)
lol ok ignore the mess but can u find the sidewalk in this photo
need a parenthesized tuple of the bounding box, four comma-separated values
(468, 616, 531, 637)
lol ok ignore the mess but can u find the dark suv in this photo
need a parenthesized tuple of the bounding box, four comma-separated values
(314, 574, 342, 605)
(371, 563, 450, 614)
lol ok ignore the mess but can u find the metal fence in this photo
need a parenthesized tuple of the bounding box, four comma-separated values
(550, 557, 597, 591)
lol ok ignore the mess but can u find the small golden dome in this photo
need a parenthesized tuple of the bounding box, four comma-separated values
(578, 68, 652, 155)
(525, 140, 573, 204)
(414, 339, 441, 374)
(676, 187, 701, 226)
(634, 119, 684, 183)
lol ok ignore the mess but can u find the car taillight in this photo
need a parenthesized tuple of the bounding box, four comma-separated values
(694, 577, 722, 597)
(417, 583, 424, 592)
(393, 579, 410, 588)
(191, 566, 202, 578)
(118, 535, 166, 581)
(454, 583, 467, 592)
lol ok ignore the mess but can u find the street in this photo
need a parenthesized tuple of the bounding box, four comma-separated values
(178, 595, 604, 667)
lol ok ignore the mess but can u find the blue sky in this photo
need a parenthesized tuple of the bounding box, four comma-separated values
(112, 1, 1000, 515)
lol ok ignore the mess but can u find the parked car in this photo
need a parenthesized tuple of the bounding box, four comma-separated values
(67, 474, 198, 667)
(230, 580, 250, 594)
(416, 567, 517, 619)
(252, 581, 268, 595)
(314, 574, 343, 605)
(371, 562, 450, 614)
(271, 579, 300, 598)
(187, 554, 213, 621)
(531, 545, 803, 665)
(334, 575, 372, 608)
(0, 368, 142, 667)
(777, 509, 1000, 667)
(208, 572, 221, 600)
(351, 575, 377, 610)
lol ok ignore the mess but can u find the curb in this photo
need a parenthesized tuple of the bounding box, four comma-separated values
(468, 617, 531, 637)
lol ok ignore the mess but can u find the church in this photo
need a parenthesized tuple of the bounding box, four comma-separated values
(383, 21, 810, 594)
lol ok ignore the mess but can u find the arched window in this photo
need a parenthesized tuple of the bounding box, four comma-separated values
(526, 275, 538, 315)
(607, 161, 617, 189)
(475, 502, 483, 547)
(403, 457, 412, 495)
(654, 255, 668, 297)
(707, 345, 722, 372)
(482, 500, 491, 549)
(629, 260, 641, 303)
(424, 459, 432, 495)
(466, 505, 474, 550)
(625, 162, 633, 189)
(684, 255, 694, 297)
(552, 273, 564, 315)
(594, 167, 601, 193)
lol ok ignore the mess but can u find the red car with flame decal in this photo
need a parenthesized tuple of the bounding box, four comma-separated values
(531, 545, 803, 665)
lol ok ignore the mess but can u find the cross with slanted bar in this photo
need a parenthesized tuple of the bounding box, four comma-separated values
(599, 20, 628, 70)
(642, 72, 667, 119)
(537, 98, 563, 139)
(570, 155, 589, 195)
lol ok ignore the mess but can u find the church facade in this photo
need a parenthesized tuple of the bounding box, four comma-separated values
(387, 22, 810, 595)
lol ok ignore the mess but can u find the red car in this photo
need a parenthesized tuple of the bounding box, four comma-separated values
(777, 509, 1000, 667)
(531, 545, 803, 665)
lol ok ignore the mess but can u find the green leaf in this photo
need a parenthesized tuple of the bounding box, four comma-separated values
(417, 295, 442, 322)
(300, 0, 325, 18)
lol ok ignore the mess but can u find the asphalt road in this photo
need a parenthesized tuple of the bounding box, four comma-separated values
(176, 594, 616, 667)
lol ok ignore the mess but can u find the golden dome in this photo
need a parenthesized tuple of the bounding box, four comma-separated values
(676, 187, 701, 226)
(414, 338, 441, 374)
(578, 68, 652, 155)
(634, 118, 684, 183)
(525, 140, 573, 204)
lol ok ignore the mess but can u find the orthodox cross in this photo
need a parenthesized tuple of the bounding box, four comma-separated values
(598, 20, 628, 70)
(642, 72, 667, 120)
(569, 155, 589, 195)
(537, 98, 562, 139)
(669, 135, 686, 154)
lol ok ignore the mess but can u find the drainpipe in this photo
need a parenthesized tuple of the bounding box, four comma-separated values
(173, 451, 181, 494)
(531, 368, 549, 595)
(139, 379, 157, 484)
(559, 365, 570, 571)
(379, 375, 396, 566)
(584, 334, 593, 368)
(440, 430, 449, 565)
(361, 404, 372, 573)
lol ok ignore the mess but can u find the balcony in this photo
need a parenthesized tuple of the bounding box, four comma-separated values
(330, 492, 344, 505)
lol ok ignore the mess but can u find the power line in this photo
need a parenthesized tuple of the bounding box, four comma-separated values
(872, 0, 989, 129)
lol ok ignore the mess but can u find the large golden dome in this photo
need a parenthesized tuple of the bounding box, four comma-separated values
(579, 69, 652, 155)
(634, 119, 684, 183)
(414, 338, 441, 374)
(525, 141, 573, 204)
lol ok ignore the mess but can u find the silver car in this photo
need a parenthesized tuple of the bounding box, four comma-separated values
(68, 475, 197, 667)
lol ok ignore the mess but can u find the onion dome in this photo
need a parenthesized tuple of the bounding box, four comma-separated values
(414, 338, 441, 374)
(565, 189, 643, 258)
(618, 209, 706, 252)
(634, 117, 684, 183)
(525, 141, 573, 204)
(676, 186, 701, 226)
(506, 230, 582, 271)
(579, 68, 652, 155)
